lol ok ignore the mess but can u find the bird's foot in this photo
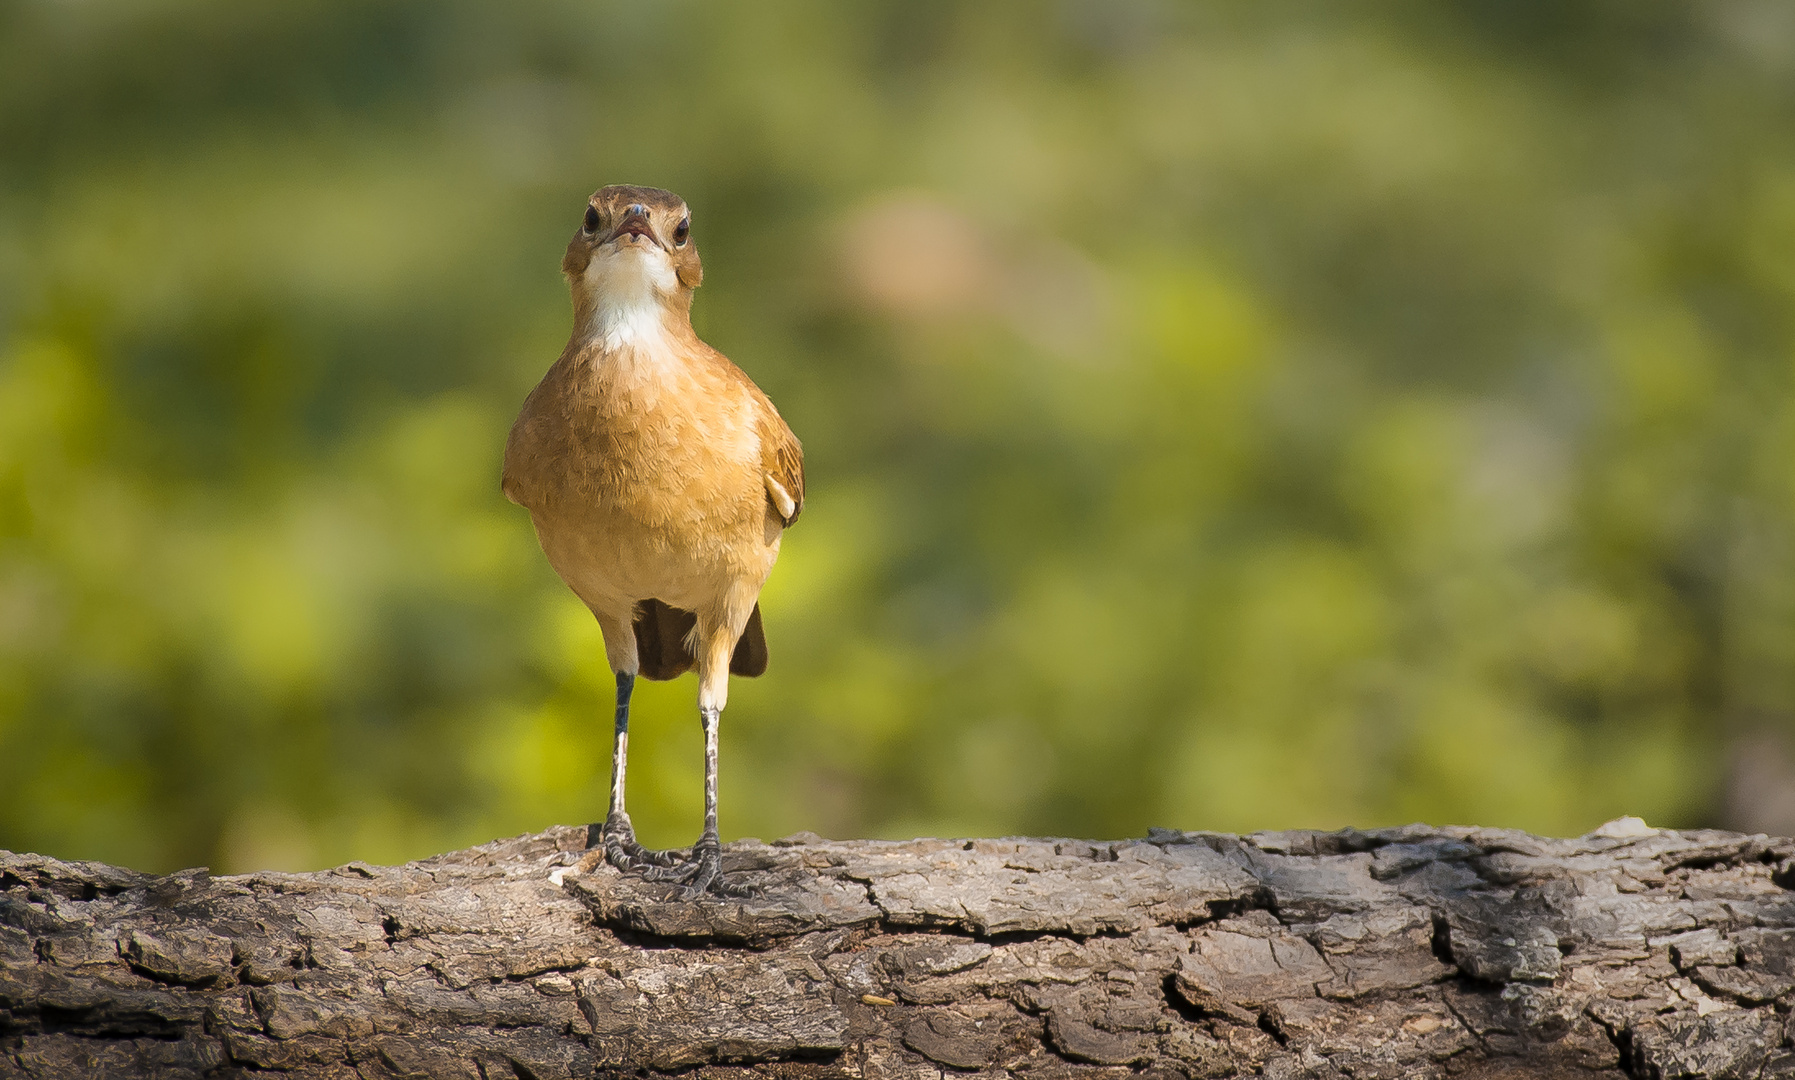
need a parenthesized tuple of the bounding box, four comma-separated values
(643, 838, 755, 899)
(590, 813, 680, 874)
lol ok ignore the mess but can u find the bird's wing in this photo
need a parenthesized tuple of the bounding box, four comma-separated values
(759, 408, 805, 527)
(699, 341, 805, 527)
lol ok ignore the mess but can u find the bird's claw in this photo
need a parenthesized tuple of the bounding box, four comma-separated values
(642, 840, 755, 898)
(593, 813, 680, 874)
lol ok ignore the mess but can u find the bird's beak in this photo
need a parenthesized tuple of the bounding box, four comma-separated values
(607, 207, 661, 248)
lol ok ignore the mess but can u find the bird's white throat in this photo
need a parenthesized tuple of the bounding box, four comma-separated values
(580, 244, 680, 354)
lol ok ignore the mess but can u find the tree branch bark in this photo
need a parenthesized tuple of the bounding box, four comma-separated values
(5, 820, 1795, 1078)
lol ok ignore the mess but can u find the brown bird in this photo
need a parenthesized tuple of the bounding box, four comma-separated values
(503, 185, 803, 896)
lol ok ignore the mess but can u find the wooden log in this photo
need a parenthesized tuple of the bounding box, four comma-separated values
(4, 819, 1795, 1078)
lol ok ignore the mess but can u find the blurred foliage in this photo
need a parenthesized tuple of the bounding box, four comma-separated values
(4, 0, 1795, 872)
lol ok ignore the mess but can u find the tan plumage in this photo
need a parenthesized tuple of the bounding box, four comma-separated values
(502, 184, 802, 894)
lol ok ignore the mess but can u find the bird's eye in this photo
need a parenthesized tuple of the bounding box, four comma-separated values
(674, 216, 690, 246)
(583, 206, 600, 234)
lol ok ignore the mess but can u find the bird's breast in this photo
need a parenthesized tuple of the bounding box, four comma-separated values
(507, 343, 762, 539)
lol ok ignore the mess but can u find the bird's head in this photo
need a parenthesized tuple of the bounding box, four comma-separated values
(564, 186, 702, 337)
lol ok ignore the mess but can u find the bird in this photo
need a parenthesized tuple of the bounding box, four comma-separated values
(503, 184, 804, 897)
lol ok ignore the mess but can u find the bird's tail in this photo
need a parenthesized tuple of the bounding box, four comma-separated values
(632, 598, 768, 681)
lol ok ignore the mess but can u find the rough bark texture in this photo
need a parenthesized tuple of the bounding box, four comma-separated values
(6, 820, 1795, 1078)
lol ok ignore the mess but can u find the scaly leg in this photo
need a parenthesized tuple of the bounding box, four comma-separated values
(596, 671, 677, 872)
(645, 703, 746, 896)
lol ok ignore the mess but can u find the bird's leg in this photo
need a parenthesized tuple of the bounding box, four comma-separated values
(685, 703, 727, 895)
(644, 703, 747, 897)
(597, 671, 677, 872)
(644, 610, 757, 898)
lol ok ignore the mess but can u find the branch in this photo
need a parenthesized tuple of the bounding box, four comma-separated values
(4, 820, 1795, 1078)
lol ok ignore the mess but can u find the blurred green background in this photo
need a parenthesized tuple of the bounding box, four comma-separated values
(5, 1, 1795, 874)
